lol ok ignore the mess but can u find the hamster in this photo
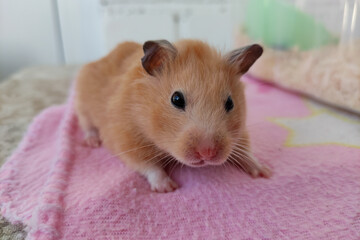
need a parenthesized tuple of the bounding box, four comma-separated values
(75, 39, 271, 193)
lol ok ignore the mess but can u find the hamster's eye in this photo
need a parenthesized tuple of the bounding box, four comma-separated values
(225, 96, 234, 112)
(171, 91, 186, 110)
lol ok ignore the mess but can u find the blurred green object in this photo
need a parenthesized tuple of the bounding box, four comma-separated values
(244, 0, 338, 50)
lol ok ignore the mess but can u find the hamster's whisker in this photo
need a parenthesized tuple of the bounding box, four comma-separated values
(232, 142, 252, 149)
(221, 161, 227, 170)
(234, 141, 249, 146)
(161, 157, 173, 169)
(113, 143, 157, 155)
(231, 151, 253, 167)
(161, 158, 173, 168)
(169, 159, 179, 177)
(158, 155, 174, 167)
(231, 144, 253, 159)
(145, 152, 168, 164)
(231, 144, 254, 160)
(232, 144, 256, 155)
(156, 153, 175, 167)
(225, 160, 231, 168)
(228, 155, 247, 171)
(146, 154, 166, 165)
(232, 138, 250, 143)
(233, 140, 250, 144)
(229, 155, 251, 172)
(232, 135, 250, 140)
(230, 148, 258, 169)
(223, 158, 231, 168)
(228, 132, 248, 138)
(143, 149, 162, 160)
(103, 142, 166, 162)
(228, 129, 244, 134)
(179, 162, 184, 179)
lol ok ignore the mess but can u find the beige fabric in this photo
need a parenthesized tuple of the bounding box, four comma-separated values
(0, 65, 77, 239)
(236, 34, 360, 114)
(0, 66, 77, 166)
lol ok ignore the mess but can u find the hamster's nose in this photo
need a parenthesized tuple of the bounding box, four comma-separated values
(195, 147, 218, 161)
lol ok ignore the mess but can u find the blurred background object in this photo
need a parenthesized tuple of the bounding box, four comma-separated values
(0, 0, 64, 81)
(238, 0, 360, 50)
(0, 0, 236, 81)
(235, 0, 360, 113)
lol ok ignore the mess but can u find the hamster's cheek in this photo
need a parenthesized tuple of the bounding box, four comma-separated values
(149, 101, 181, 133)
(167, 129, 193, 163)
(227, 108, 246, 135)
(148, 103, 188, 150)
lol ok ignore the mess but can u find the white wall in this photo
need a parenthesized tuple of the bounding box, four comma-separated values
(0, 0, 63, 80)
(57, 0, 105, 64)
(57, 0, 235, 64)
(0, 0, 236, 79)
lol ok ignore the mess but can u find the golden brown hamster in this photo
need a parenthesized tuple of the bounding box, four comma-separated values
(75, 39, 271, 193)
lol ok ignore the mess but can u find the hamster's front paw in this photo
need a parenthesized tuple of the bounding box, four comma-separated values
(145, 168, 178, 193)
(141, 164, 179, 193)
(150, 176, 178, 193)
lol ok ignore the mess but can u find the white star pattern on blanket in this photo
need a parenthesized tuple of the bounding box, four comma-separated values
(269, 100, 360, 148)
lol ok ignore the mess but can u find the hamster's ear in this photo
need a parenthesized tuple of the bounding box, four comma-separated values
(225, 44, 263, 75)
(141, 40, 177, 76)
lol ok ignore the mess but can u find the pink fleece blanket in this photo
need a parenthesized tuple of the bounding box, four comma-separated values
(1, 77, 359, 240)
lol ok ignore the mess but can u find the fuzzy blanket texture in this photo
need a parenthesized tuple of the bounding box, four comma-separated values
(0, 77, 359, 240)
(235, 33, 360, 114)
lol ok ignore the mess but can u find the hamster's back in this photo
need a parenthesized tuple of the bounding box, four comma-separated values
(75, 41, 143, 128)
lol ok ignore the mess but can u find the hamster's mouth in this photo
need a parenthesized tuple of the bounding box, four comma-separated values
(186, 158, 226, 167)
(180, 150, 229, 167)
(189, 160, 205, 167)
